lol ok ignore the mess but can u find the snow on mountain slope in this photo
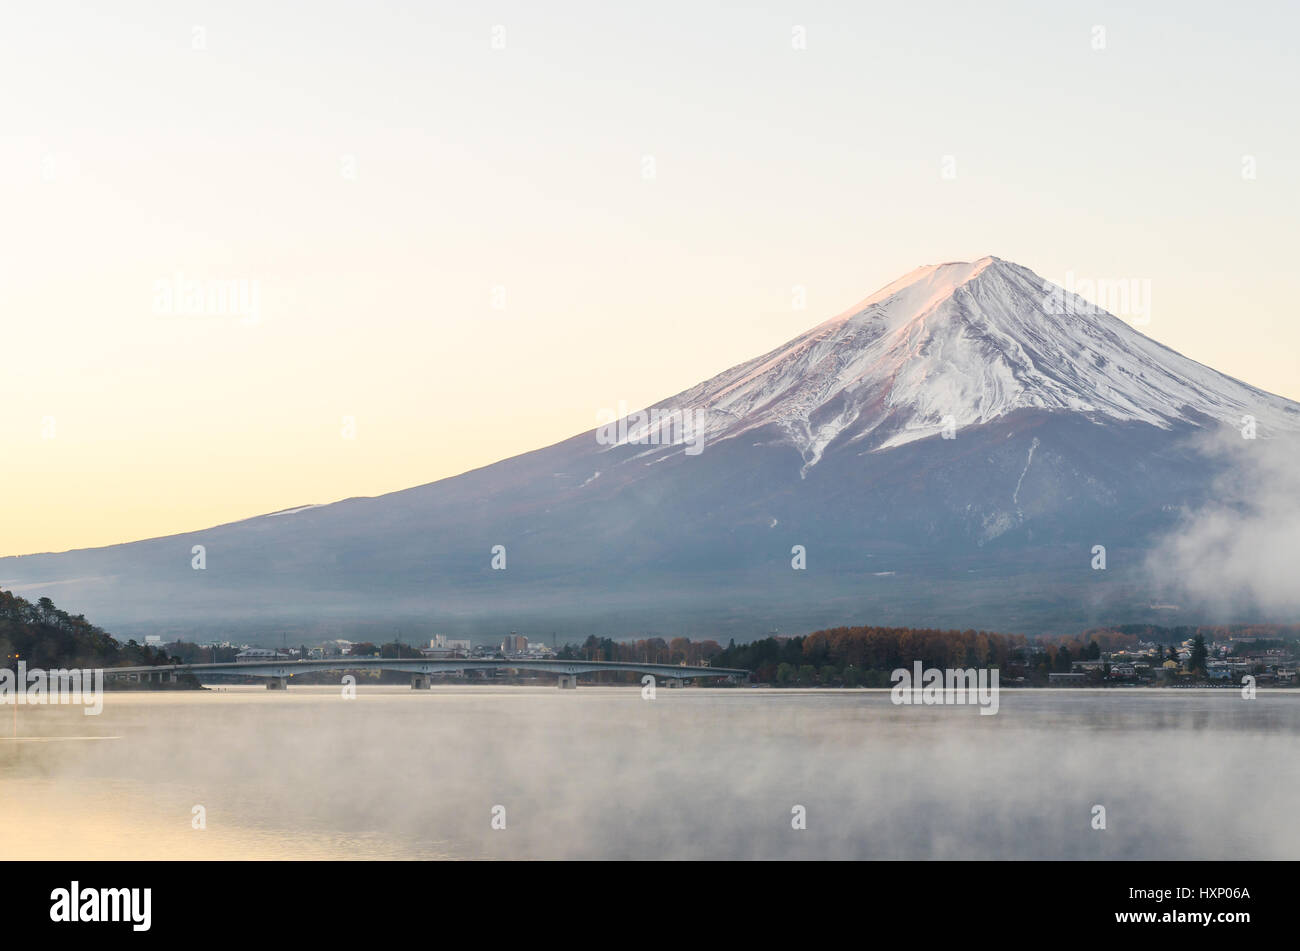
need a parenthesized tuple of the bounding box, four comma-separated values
(637, 256, 1300, 473)
(5, 256, 1296, 637)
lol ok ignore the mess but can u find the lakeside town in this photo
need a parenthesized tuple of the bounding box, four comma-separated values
(9, 591, 1294, 689)
(219, 632, 559, 665)
(1026, 633, 1296, 687)
(145, 626, 1298, 688)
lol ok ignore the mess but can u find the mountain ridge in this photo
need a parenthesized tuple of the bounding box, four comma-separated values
(643, 256, 1298, 475)
(3, 257, 1295, 639)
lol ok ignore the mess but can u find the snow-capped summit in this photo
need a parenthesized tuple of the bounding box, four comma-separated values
(644, 256, 1299, 473)
(5, 256, 1297, 638)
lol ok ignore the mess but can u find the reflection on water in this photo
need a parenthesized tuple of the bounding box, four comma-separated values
(2, 686, 1297, 859)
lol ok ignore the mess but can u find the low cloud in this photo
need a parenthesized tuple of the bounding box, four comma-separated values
(1146, 428, 1300, 618)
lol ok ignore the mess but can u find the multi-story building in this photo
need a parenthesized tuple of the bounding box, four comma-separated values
(430, 634, 472, 653)
(235, 648, 291, 663)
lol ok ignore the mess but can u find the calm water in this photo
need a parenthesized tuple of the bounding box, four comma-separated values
(1, 686, 1297, 860)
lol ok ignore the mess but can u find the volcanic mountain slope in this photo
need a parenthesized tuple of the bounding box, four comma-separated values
(642, 256, 1296, 470)
(4, 257, 1297, 640)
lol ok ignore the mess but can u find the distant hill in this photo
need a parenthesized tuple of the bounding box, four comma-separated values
(0, 589, 172, 669)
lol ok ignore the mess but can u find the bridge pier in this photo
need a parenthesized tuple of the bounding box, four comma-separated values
(266, 677, 289, 690)
(411, 674, 430, 689)
(557, 674, 578, 690)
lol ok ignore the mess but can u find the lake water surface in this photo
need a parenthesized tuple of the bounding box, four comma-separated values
(2, 686, 1296, 859)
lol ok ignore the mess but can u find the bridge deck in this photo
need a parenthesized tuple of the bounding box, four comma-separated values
(105, 657, 750, 681)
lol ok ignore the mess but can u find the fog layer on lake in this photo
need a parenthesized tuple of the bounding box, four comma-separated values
(2, 686, 1295, 859)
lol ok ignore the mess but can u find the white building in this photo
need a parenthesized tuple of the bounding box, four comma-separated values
(235, 648, 290, 663)
(430, 635, 472, 652)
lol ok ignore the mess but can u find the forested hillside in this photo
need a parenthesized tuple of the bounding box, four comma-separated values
(0, 589, 172, 669)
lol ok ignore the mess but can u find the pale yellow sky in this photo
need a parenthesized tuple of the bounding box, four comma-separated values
(2, 1, 1297, 557)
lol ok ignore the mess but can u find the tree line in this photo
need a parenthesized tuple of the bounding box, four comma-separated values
(0, 589, 172, 669)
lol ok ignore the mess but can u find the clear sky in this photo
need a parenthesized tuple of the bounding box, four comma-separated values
(2, 0, 1297, 557)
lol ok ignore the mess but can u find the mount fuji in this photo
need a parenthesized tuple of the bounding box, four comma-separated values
(669, 256, 1295, 465)
(4, 257, 1297, 640)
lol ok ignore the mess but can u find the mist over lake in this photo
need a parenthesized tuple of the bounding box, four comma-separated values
(3, 686, 1296, 860)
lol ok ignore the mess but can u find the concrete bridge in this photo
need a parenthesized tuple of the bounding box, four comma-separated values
(105, 657, 751, 690)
